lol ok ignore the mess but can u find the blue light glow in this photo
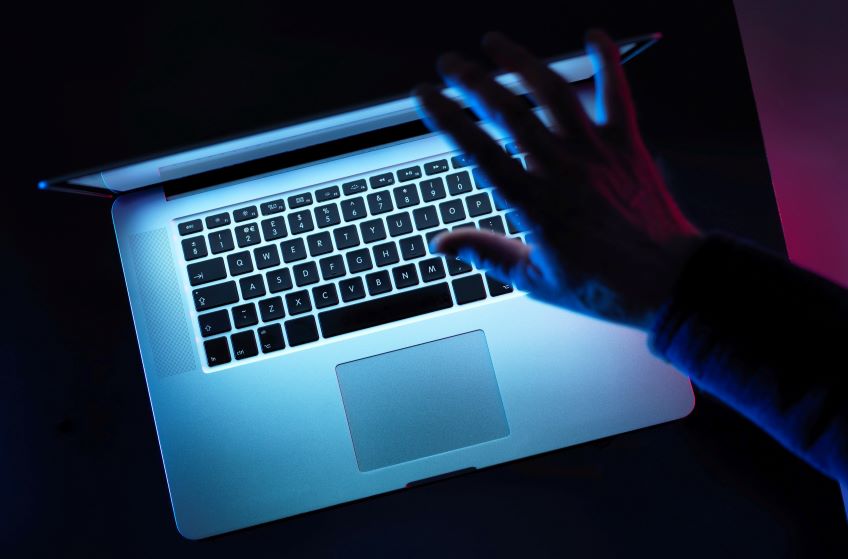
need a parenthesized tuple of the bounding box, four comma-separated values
(37, 181, 48, 190)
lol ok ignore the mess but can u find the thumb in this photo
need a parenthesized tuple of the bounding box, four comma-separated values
(431, 229, 538, 290)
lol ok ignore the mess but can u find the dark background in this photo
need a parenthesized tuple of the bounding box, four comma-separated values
(3, 0, 846, 556)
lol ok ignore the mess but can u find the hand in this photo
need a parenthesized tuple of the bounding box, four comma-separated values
(412, 29, 703, 330)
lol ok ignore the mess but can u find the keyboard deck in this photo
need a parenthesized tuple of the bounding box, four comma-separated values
(176, 144, 530, 368)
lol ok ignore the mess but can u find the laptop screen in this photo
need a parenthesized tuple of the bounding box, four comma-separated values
(41, 37, 654, 196)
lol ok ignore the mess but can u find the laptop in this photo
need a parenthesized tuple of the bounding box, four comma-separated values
(40, 33, 693, 539)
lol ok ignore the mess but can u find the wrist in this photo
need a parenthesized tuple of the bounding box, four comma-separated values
(637, 234, 706, 330)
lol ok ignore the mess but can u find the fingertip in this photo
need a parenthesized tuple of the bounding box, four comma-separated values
(428, 231, 449, 254)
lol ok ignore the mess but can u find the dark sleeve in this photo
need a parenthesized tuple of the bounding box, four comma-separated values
(647, 232, 848, 483)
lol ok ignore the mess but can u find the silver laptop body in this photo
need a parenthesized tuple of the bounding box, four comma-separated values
(48, 35, 693, 539)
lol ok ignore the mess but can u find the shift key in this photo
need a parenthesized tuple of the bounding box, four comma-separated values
(193, 281, 239, 311)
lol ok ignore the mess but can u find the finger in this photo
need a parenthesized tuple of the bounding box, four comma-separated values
(431, 229, 539, 291)
(412, 82, 541, 208)
(481, 31, 600, 147)
(585, 28, 639, 139)
(435, 52, 563, 169)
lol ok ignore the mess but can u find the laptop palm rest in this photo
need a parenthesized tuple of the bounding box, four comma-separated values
(336, 330, 510, 472)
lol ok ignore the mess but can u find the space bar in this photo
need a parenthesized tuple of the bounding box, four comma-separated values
(319, 283, 454, 338)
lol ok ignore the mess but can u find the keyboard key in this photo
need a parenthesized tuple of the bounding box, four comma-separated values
(266, 268, 293, 293)
(285, 290, 312, 315)
(285, 315, 319, 346)
(478, 215, 506, 234)
(342, 179, 368, 196)
(504, 141, 523, 155)
(227, 251, 254, 275)
(178, 219, 203, 236)
(333, 225, 360, 249)
(452, 273, 486, 304)
(187, 257, 226, 286)
(314, 203, 341, 228)
(260, 199, 285, 215)
(392, 264, 419, 289)
(451, 153, 475, 168)
(393, 185, 420, 209)
(387, 212, 413, 236)
(235, 223, 261, 248)
(366, 191, 393, 215)
(366, 270, 392, 296)
(288, 210, 315, 234)
(346, 248, 373, 273)
(419, 257, 446, 282)
(258, 296, 285, 321)
(439, 199, 466, 224)
(281, 238, 307, 262)
(452, 222, 475, 231)
(253, 245, 280, 270)
(257, 323, 286, 353)
(208, 229, 235, 254)
(204, 337, 231, 367)
(506, 212, 529, 233)
(239, 274, 266, 299)
(232, 302, 259, 328)
(446, 171, 472, 195)
(193, 281, 238, 311)
(319, 283, 452, 338)
(420, 177, 446, 202)
(339, 277, 366, 302)
(234, 206, 258, 222)
(399, 235, 426, 260)
(446, 255, 473, 276)
(360, 219, 387, 243)
(373, 242, 400, 267)
(312, 284, 339, 309)
(412, 206, 439, 230)
(205, 212, 231, 229)
(396, 166, 422, 182)
(261, 217, 287, 241)
(492, 189, 511, 211)
(287, 192, 313, 208)
(181, 236, 208, 261)
(486, 274, 513, 296)
(316, 185, 341, 202)
(198, 309, 231, 337)
(424, 159, 449, 175)
(293, 261, 319, 287)
(319, 255, 346, 280)
(231, 330, 258, 360)
(369, 172, 395, 189)
(472, 167, 494, 189)
(466, 192, 493, 217)
(307, 231, 333, 256)
(341, 197, 367, 221)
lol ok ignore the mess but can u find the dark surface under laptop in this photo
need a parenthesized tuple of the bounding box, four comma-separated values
(4, 0, 846, 556)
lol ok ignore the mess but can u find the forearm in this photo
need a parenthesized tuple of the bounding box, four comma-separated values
(648, 233, 848, 482)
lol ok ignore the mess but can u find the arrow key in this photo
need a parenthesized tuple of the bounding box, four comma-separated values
(187, 257, 227, 286)
(198, 309, 231, 338)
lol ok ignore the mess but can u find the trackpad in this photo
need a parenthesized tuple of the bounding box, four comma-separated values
(336, 330, 510, 472)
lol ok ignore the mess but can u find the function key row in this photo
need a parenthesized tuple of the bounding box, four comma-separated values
(182, 193, 512, 263)
(179, 154, 504, 244)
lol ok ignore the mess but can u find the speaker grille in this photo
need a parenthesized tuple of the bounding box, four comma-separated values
(129, 228, 198, 376)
